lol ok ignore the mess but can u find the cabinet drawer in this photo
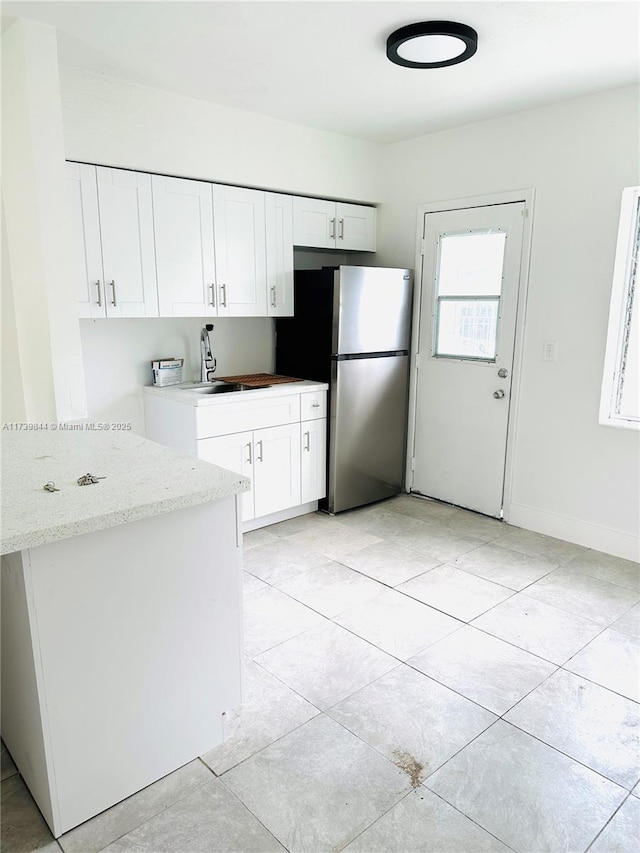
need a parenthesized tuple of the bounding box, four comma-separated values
(196, 394, 301, 438)
(300, 391, 327, 420)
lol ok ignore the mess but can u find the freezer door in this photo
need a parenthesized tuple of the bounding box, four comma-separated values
(333, 266, 412, 355)
(328, 354, 409, 513)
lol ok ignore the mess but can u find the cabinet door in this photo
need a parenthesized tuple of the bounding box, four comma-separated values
(67, 162, 105, 318)
(253, 424, 301, 518)
(152, 176, 216, 317)
(301, 419, 327, 503)
(96, 168, 158, 318)
(212, 185, 267, 317)
(266, 193, 294, 317)
(197, 431, 255, 522)
(336, 203, 377, 251)
(292, 197, 336, 249)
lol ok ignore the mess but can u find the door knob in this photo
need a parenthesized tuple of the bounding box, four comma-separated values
(497, 368, 508, 378)
(493, 390, 505, 399)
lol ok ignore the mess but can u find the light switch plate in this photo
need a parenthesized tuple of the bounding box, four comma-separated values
(543, 339, 557, 361)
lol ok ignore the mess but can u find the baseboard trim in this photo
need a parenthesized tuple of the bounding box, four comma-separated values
(242, 502, 319, 533)
(506, 502, 639, 561)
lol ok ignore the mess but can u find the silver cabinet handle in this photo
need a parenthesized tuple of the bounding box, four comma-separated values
(330, 218, 336, 240)
(339, 218, 344, 239)
(246, 442, 252, 464)
(256, 440, 263, 462)
(493, 390, 505, 399)
(109, 280, 117, 307)
(311, 402, 320, 409)
(209, 284, 216, 307)
(270, 286, 277, 307)
(304, 431, 310, 452)
(95, 280, 102, 307)
(220, 283, 227, 307)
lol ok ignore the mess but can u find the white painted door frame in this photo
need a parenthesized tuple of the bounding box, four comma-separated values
(406, 189, 536, 522)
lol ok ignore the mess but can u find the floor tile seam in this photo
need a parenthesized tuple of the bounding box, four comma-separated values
(383, 535, 490, 564)
(418, 785, 519, 853)
(583, 792, 636, 853)
(382, 579, 518, 625)
(209, 710, 325, 779)
(498, 714, 639, 792)
(330, 557, 446, 592)
(247, 657, 326, 715)
(526, 574, 640, 610)
(470, 537, 564, 569)
(402, 655, 517, 718)
(59, 771, 217, 853)
(463, 618, 580, 668)
(559, 662, 640, 706)
(215, 772, 291, 852)
(327, 604, 467, 665)
(331, 788, 417, 851)
(216, 712, 412, 853)
(564, 567, 640, 594)
(0, 766, 19, 783)
(489, 538, 583, 566)
(275, 564, 395, 608)
(257, 569, 469, 647)
(446, 559, 544, 593)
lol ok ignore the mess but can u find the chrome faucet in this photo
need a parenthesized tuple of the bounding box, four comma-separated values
(200, 324, 217, 383)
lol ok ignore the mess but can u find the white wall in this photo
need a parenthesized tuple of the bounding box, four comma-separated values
(378, 85, 640, 559)
(60, 69, 383, 203)
(80, 317, 274, 436)
(2, 19, 86, 422)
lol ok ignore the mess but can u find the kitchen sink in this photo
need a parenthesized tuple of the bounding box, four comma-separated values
(181, 382, 245, 394)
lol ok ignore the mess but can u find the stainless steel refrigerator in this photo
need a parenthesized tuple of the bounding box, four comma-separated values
(275, 265, 413, 513)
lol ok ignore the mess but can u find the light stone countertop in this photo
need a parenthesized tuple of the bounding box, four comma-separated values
(1, 429, 250, 555)
(144, 379, 329, 406)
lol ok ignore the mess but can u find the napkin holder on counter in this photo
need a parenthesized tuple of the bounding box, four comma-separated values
(151, 357, 184, 387)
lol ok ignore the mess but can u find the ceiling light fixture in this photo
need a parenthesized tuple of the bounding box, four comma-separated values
(386, 21, 478, 69)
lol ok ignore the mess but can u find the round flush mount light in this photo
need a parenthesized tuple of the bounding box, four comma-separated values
(386, 21, 478, 68)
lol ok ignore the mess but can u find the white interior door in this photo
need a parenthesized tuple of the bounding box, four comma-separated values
(412, 202, 526, 517)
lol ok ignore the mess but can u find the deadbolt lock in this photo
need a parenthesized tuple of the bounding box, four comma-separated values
(497, 368, 508, 378)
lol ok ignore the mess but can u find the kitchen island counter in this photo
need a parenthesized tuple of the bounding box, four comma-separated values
(1, 428, 250, 554)
(1, 429, 249, 838)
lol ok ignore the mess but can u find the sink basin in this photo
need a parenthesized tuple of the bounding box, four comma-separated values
(182, 382, 244, 394)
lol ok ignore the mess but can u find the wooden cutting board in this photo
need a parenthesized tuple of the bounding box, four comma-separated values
(216, 373, 303, 387)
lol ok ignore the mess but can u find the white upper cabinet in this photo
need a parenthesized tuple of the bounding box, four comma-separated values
(67, 162, 104, 318)
(67, 163, 158, 318)
(152, 176, 217, 318)
(265, 193, 294, 316)
(96, 167, 158, 317)
(292, 197, 377, 251)
(336, 202, 377, 252)
(212, 185, 267, 317)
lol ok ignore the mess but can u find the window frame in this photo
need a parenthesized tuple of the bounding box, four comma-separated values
(599, 185, 640, 430)
(431, 227, 507, 364)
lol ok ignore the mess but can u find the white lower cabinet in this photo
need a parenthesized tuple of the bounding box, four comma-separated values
(301, 418, 327, 504)
(198, 423, 301, 522)
(145, 386, 327, 530)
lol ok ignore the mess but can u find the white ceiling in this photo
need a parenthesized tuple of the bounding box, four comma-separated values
(3, 1, 639, 143)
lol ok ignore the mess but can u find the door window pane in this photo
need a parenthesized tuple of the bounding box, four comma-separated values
(434, 230, 506, 360)
(438, 231, 506, 296)
(436, 299, 499, 359)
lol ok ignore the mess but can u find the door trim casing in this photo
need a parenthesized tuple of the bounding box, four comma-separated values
(406, 189, 536, 522)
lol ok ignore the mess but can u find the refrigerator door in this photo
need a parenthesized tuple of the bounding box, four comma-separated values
(328, 354, 409, 513)
(333, 266, 412, 355)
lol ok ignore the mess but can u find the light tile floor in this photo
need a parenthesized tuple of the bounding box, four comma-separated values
(2, 494, 640, 853)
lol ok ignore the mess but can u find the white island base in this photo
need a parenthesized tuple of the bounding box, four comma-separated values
(1, 496, 243, 838)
